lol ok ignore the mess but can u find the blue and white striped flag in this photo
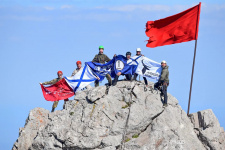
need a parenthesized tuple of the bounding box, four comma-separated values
(64, 65, 97, 93)
(86, 59, 115, 80)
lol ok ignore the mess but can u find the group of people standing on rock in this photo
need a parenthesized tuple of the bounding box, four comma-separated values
(40, 46, 169, 112)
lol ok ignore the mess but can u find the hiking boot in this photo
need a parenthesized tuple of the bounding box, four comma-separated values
(105, 86, 110, 95)
(132, 78, 137, 81)
(163, 103, 168, 108)
(51, 107, 55, 112)
(63, 101, 67, 109)
(144, 86, 147, 92)
(112, 81, 117, 86)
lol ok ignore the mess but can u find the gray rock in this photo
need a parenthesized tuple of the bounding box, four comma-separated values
(87, 86, 106, 102)
(189, 109, 225, 150)
(12, 108, 49, 150)
(124, 104, 205, 150)
(12, 81, 224, 150)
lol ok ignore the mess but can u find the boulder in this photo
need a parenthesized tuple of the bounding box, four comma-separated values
(189, 109, 225, 150)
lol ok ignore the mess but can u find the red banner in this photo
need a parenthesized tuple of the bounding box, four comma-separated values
(40, 78, 74, 101)
(145, 3, 201, 48)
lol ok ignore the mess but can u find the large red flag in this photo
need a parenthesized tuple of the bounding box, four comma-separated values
(145, 3, 201, 48)
(40, 78, 74, 101)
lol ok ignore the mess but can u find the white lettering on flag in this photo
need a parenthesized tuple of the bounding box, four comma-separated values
(134, 56, 162, 80)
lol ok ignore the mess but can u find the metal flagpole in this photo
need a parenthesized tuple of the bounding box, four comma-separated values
(187, 39, 198, 115)
(187, 2, 201, 115)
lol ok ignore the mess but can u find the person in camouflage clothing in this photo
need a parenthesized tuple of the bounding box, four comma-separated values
(70, 60, 93, 94)
(40, 71, 69, 112)
(154, 60, 169, 107)
(92, 45, 113, 87)
(71, 61, 83, 77)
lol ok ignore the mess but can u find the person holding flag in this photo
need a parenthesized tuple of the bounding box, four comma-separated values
(112, 52, 132, 86)
(40, 71, 69, 112)
(71, 61, 83, 77)
(92, 45, 113, 87)
(154, 61, 169, 107)
(132, 48, 148, 87)
(71, 60, 92, 91)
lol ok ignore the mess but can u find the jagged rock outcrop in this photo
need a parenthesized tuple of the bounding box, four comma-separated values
(12, 81, 225, 150)
(189, 109, 225, 150)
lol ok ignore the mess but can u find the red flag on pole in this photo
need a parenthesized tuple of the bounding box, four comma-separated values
(145, 3, 201, 48)
(40, 78, 74, 101)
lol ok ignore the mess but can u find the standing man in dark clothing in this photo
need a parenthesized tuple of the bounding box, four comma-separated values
(40, 71, 69, 112)
(132, 48, 148, 86)
(92, 45, 112, 87)
(112, 52, 132, 86)
(154, 60, 169, 107)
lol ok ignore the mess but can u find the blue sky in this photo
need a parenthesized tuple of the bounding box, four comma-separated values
(1, 0, 225, 149)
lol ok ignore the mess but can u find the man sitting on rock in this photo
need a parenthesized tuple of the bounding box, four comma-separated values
(40, 71, 69, 112)
(112, 52, 132, 86)
(154, 60, 169, 107)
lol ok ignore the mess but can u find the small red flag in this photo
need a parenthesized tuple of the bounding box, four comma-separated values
(40, 78, 74, 101)
(145, 3, 201, 48)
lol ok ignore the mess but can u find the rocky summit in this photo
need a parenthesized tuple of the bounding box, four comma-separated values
(12, 81, 225, 150)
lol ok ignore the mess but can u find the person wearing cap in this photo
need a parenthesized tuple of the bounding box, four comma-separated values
(154, 60, 169, 107)
(112, 52, 132, 86)
(92, 45, 113, 87)
(133, 48, 148, 86)
(71, 61, 93, 91)
(71, 61, 83, 77)
(40, 71, 69, 112)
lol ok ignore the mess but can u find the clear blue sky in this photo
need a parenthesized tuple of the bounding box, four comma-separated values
(1, 0, 225, 149)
